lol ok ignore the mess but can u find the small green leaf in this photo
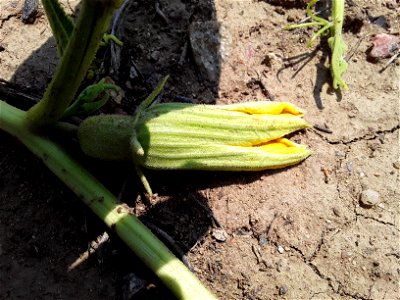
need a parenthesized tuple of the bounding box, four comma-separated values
(137, 75, 170, 112)
(100, 33, 124, 47)
(42, 0, 74, 56)
(62, 79, 119, 118)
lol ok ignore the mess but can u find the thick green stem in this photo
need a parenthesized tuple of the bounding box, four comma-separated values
(25, 0, 122, 129)
(329, 0, 348, 90)
(0, 100, 217, 300)
(286, 0, 347, 90)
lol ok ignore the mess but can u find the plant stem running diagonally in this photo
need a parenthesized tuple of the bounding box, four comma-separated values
(287, 0, 348, 90)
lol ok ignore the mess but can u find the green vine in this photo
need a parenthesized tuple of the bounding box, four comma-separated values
(287, 0, 348, 90)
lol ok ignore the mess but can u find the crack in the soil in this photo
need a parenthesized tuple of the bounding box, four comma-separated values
(333, 149, 359, 231)
(0, 13, 19, 29)
(262, 212, 373, 299)
(309, 291, 331, 300)
(289, 240, 376, 300)
(287, 244, 339, 294)
(312, 125, 400, 146)
(337, 283, 371, 300)
(309, 229, 326, 261)
(356, 213, 398, 230)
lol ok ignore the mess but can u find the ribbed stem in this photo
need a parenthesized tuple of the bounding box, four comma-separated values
(25, 0, 122, 129)
(330, 0, 348, 90)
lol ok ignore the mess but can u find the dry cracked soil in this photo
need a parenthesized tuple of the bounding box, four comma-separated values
(0, 0, 399, 299)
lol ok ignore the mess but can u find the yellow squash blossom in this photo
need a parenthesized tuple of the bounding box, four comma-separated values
(78, 101, 311, 171)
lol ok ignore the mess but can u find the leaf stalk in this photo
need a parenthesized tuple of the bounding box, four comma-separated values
(25, 0, 122, 129)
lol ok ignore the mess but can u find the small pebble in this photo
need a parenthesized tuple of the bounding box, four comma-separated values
(279, 285, 288, 295)
(346, 161, 353, 173)
(274, 7, 285, 15)
(341, 251, 353, 260)
(122, 273, 147, 299)
(189, 21, 231, 83)
(360, 189, 380, 207)
(287, 15, 295, 22)
(150, 50, 161, 62)
(368, 33, 400, 60)
(212, 228, 228, 242)
(335, 151, 346, 159)
(258, 233, 268, 247)
(332, 207, 341, 217)
(393, 162, 400, 169)
(21, 0, 38, 24)
(277, 245, 284, 254)
(129, 66, 138, 79)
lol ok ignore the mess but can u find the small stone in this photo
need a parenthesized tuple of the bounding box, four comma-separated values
(287, 15, 295, 22)
(368, 33, 399, 60)
(370, 16, 390, 30)
(129, 66, 139, 79)
(341, 251, 353, 260)
(258, 233, 268, 246)
(360, 189, 380, 207)
(373, 261, 380, 267)
(279, 285, 288, 295)
(335, 151, 346, 159)
(274, 7, 285, 15)
(21, 0, 38, 24)
(212, 228, 228, 242)
(277, 245, 285, 254)
(150, 50, 161, 62)
(332, 207, 341, 217)
(346, 161, 353, 173)
(122, 273, 147, 299)
(393, 162, 400, 169)
(189, 21, 231, 83)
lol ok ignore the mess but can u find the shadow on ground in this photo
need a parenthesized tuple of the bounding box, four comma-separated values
(0, 1, 223, 299)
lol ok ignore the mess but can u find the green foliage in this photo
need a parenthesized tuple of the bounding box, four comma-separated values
(42, 0, 74, 56)
(26, 0, 120, 128)
(287, 0, 348, 90)
(62, 79, 118, 118)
